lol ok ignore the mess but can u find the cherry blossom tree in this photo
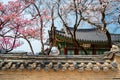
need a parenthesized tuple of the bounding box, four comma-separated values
(0, 0, 35, 54)
(21, 0, 55, 54)
(0, 0, 24, 53)
(17, 18, 40, 54)
(0, 0, 55, 54)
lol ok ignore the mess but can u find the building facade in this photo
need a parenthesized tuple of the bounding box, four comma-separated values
(49, 28, 120, 55)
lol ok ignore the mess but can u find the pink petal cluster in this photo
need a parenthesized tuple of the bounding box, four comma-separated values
(0, 37, 23, 50)
(19, 27, 39, 37)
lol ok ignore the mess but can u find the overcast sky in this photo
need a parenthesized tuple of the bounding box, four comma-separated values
(0, 0, 13, 3)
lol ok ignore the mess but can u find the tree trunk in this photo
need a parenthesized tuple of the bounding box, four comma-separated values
(73, 25, 88, 55)
(106, 30, 112, 48)
(25, 38, 34, 55)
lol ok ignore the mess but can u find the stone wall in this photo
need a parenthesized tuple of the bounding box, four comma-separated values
(0, 54, 120, 80)
(0, 70, 120, 80)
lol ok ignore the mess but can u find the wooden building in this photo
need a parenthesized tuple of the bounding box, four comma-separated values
(0, 27, 120, 80)
(49, 28, 120, 55)
(0, 28, 120, 80)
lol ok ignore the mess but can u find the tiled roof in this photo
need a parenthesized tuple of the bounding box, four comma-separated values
(55, 28, 120, 42)
(0, 53, 118, 72)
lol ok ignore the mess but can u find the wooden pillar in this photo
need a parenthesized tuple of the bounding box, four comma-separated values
(93, 49, 96, 55)
(74, 49, 78, 55)
(92, 45, 96, 55)
(64, 48, 67, 55)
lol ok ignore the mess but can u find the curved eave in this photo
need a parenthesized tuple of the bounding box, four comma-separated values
(55, 30, 120, 44)
(55, 33, 108, 44)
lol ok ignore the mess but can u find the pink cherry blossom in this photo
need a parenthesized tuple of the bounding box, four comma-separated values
(0, 37, 23, 50)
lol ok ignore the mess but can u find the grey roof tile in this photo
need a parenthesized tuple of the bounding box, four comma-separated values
(56, 28, 120, 42)
(0, 54, 118, 72)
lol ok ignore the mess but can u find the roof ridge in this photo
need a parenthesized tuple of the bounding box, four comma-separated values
(69, 27, 97, 32)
